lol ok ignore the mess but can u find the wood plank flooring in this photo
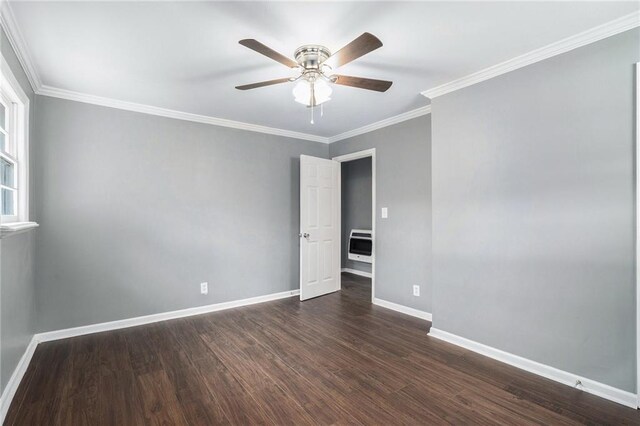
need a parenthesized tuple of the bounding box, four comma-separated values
(5, 273, 640, 425)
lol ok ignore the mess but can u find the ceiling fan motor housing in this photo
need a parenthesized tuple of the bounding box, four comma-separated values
(294, 45, 331, 71)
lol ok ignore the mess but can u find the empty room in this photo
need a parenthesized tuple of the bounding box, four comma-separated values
(0, 1, 639, 424)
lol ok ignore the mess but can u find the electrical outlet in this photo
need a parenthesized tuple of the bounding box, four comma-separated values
(381, 207, 388, 218)
(413, 285, 420, 297)
(200, 282, 208, 295)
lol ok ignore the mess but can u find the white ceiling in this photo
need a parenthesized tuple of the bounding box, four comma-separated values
(8, 1, 639, 138)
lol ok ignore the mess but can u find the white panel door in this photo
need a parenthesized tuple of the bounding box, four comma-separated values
(300, 155, 340, 301)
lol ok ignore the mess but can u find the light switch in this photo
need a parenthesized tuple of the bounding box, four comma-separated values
(381, 207, 388, 219)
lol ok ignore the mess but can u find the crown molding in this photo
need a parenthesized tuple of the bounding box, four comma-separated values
(421, 11, 640, 99)
(0, 0, 427, 146)
(0, 0, 411, 144)
(38, 85, 330, 143)
(0, 1, 42, 92)
(328, 105, 431, 144)
(38, 84, 433, 144)
(6, 2, 634, 143)
(37, 85, 433, 145)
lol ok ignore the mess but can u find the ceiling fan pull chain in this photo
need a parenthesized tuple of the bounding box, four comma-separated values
(310, 83, 315, 124)
(321, 102, 324, 117)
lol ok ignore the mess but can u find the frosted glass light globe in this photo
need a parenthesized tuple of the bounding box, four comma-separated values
(293, 79, 332, 106)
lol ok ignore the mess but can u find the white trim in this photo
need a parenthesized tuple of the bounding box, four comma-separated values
(332, 148, 376, 163)
(333, 148, 376, 302)
(0, 221, 38, 238)
(0, 55, 28, 119)
(328, 106, 431, 144)
(37, 85, 328, 144)
(341, 268, 372, 279)
(0, 289, 299, 422)
(2, 1, 637, 144)
(0, 0, 429, 146)
(428, 328, 637, 409)
(1, 49, 30, 224)
(421, 11, 640, 99)
(0, 2, 42, 92)
(373, 297, 432, 321)
(0, 0, 425, 144)
(0, 1, 430, 146)
(35, 87, 435, 145)
(36, 289, 300, 343)
(636, 62, 640, 409)
(0, 336, 37, 424)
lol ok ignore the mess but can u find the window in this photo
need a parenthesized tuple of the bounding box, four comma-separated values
(0, 52, 30, 227)
(1, 91, 18, 220)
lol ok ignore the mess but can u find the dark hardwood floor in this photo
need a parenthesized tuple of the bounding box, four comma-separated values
(6, 273, 639, 425)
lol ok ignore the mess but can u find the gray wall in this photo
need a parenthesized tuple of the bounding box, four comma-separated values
(329, 115, 432, 313)
(1, 233, 36, 392)
(341, 158, 372, 274)
(33, 96, 328, 332)
(431, 28, 639, 393)
(0, 28, 37, 394)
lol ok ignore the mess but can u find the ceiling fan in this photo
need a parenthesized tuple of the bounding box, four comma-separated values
(235, 33, 392, 122)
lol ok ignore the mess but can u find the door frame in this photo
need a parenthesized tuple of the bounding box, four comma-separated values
(332, 148, 376, 303)
(635, 62, 639, 409)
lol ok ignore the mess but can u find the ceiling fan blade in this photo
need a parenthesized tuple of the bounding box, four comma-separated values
(323, 33, 383, 69)
(332, 75, 392, 92)
(239, 39, 298, 68)
(235, 77, 291, 90)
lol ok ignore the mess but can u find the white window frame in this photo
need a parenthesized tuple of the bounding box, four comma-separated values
(1, 91, 19, 222)
(0, 52, 30, 226)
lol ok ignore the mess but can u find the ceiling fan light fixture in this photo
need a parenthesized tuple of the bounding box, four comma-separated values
(293, 79, 332, 106)
(236, 33, 391, 119)
(314, 79, 332, 105)
(292, 81, 310, 105)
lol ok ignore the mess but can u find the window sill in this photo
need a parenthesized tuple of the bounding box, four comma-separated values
(0, 221, 39, 239)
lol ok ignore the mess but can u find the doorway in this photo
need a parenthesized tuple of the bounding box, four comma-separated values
(333, 149, 376, 303)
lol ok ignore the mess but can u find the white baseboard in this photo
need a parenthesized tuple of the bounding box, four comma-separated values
(372, 297, 432, 321)
(0, 288, 300, 423)
(0, 335, 38, 424)
(341, 268, 372, 278)
(428, 328, 637, 409)
(36, 289, 300, 343)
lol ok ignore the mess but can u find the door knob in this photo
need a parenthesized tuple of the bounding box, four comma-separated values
(299, 232, 310, 240)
